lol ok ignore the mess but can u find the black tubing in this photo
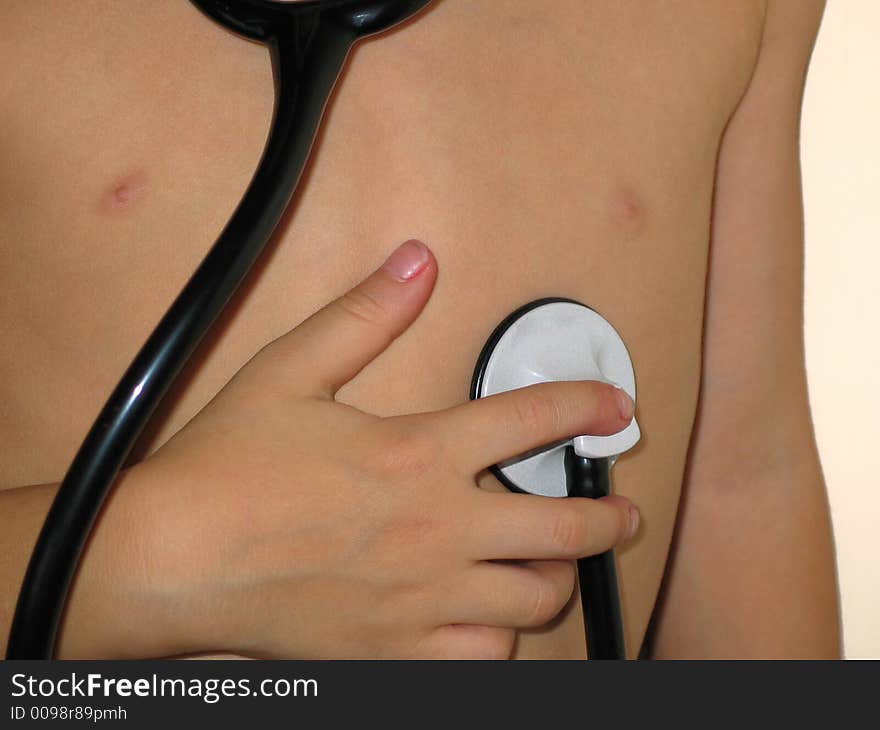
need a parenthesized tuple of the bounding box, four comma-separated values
(564, 446, 627, 660)
(6, 0, 432, 659)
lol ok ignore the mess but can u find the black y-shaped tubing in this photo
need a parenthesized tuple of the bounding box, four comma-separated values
(6, 0, 433, 659)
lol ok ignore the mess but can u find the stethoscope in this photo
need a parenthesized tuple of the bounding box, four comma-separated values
(471, 298, 640, 659)
(7, 0, 640, 660)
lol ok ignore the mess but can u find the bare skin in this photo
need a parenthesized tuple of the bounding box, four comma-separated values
(0, 0, 839, 658)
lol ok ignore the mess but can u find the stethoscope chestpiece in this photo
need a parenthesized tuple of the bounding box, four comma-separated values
(471, 298, 640, 497)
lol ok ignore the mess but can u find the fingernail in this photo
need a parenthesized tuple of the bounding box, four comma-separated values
(626, 505, 640, 541)
(614, 386, 634, 421)
(382, 239, 429, 281)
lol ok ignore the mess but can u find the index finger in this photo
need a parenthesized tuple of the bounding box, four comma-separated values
(437, 380, 632, 473)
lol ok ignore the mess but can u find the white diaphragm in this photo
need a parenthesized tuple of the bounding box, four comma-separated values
(472, 299, 641, 497)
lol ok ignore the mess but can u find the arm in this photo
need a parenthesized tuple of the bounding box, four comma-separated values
(649, 0, 840, 658)
(0, 470, 184, 659)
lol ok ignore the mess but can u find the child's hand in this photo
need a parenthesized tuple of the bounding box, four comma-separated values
(135, 239, 638, 659)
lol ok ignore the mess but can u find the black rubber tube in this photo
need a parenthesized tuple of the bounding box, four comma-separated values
(564, 446, 627, 660)
(5, 0, 432, 659)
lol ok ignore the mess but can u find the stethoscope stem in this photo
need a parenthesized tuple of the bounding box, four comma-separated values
(564, 447, 627, 660)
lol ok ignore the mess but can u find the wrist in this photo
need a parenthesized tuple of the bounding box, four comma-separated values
(55, 461, 205, 658)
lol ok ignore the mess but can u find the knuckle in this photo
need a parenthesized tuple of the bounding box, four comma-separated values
(524, 580, 561, 627)
(550, 510, 584, 556)
(338, 288, 390, 328)
(513, 389, 562, 434)
(597, 499, 630, 548)
(392, 511, 441, 549)
(365, 424, 438, 479)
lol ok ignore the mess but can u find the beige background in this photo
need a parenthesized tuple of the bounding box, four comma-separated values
(802, 0, 880, 658)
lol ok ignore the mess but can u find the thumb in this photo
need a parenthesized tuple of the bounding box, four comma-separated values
(265, 239, 436, 397)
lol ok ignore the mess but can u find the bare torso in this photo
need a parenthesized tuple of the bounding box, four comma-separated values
(0, 0, 766, 658)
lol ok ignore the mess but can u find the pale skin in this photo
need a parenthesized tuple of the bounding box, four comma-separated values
(0, 0, 840, 658)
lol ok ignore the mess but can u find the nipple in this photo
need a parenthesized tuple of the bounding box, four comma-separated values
(100, 170, 148, 212)
(609, 186, 646, 234)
